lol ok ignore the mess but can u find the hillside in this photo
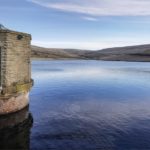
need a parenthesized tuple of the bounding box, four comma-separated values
(31, 46, 93, 59)
(31, 44, 150, 62)
(90, 44, 150, 61)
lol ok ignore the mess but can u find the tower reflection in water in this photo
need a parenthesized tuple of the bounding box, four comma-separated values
(0, 106, 33, 150)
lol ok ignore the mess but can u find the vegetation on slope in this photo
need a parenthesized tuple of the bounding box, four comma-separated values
(31, 44, 150, 62)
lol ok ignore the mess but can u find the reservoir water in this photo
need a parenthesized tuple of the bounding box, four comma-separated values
(1, 60, 150, 150)
(30, 60, 150, 150)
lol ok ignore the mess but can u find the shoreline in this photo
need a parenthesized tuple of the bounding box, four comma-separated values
(31, 57, 150, 62)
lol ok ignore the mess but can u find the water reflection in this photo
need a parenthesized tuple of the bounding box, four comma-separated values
(0, 106, 33, 150)
(30, 99, 150, 150)
(30, 60, 150, 150)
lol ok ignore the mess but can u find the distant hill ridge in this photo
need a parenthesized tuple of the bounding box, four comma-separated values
(31, 44, 150, 62)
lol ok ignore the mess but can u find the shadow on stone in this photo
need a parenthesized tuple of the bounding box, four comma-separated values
(0, 106, 33, 150)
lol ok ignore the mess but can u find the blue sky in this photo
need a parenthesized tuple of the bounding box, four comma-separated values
(1, 0, 150, 50)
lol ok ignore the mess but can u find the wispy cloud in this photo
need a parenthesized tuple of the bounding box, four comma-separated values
(82, 16, 98, 21)
(28, 0, 150, 16)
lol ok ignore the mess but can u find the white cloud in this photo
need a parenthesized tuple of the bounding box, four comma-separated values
(28, 0, 150, 16)
(82, 17, 98, 21)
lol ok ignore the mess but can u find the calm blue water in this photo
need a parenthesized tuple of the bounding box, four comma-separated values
(30, 60, 150, 150)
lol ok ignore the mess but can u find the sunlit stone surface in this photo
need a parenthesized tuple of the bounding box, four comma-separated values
(0, 27, 33, 115)
(0, 93, 29, 115)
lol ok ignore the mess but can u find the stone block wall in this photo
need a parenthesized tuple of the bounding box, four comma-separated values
(0, 29, 32, 94)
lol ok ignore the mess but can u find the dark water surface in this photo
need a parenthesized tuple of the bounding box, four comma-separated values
(0, 107, 33, 150)
(29, 60, 150, 150)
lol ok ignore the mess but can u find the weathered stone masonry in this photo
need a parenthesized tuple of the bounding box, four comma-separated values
(0, 27, 33, 115)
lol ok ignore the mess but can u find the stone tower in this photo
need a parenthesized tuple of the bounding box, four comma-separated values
(0, 25, 33, 115)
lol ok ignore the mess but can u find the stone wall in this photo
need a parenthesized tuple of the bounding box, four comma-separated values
(0, 29, 32, 94)
(0, 32, 7, 88)
(0, 29, 33, 115)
